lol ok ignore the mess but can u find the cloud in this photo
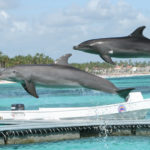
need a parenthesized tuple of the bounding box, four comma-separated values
(0, 0, 150, 62)
(11, 21, 30, 32)
(36, 0, 149, 39)
(0, 10, 9, 19)
(0, 0, 19, 9)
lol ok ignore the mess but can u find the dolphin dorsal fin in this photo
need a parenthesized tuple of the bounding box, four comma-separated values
(129, 26, 146, 38)
(55, 53, 72, 65)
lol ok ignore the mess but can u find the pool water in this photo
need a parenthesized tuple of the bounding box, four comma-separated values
(0, 75, 150, 149)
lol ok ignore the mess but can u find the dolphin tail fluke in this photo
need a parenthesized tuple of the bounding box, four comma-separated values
(117, 88, 134, 99)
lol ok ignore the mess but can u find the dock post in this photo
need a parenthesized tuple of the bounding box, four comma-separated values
(0, 132, 8, 145)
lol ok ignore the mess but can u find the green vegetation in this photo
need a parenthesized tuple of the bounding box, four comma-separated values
(72, 60, 150, 71)
(72, 62, 114, 71)
(0, 51, 149, 70)
(0, 52, 53, 67)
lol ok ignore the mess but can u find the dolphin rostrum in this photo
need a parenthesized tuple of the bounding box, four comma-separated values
(73, 26, 150, 65)
(0, 54, 134, 99)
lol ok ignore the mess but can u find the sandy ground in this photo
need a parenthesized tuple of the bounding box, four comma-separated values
(0, 80, 15, 84)
(0, 73, 150, 84)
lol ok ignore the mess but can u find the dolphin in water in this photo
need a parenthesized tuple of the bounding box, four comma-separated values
(0, 54, 134, 99)
(73, 26, 150, 65)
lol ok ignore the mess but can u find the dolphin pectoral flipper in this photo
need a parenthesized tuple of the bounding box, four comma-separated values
(100, 54, 115, 65)
(21, 80, 39, 98)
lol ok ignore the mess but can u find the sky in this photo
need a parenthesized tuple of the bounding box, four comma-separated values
(0, 0, 150, 63)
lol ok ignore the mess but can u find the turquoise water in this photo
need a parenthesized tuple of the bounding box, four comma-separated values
(0, 75, 150, 149)
(1, 136, 150, 150)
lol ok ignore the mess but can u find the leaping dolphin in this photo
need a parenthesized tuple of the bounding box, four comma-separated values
(73, 26, 150, 65)
(0, 54, 134, 99)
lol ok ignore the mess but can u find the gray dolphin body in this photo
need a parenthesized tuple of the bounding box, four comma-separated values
(73, 26, 150, 65)
(0, 54, 134, 99)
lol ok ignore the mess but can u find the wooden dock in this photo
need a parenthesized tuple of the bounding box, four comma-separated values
(0, 119, 150, 145)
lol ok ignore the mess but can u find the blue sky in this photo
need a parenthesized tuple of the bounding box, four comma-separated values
(0, 0, 150, 63)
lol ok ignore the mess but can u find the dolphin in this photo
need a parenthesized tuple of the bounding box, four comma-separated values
(73, 26, 150, 65)
(0, 54, 134, 99)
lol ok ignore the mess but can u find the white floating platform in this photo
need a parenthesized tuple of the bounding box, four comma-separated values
(0, 92, 150, 121)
